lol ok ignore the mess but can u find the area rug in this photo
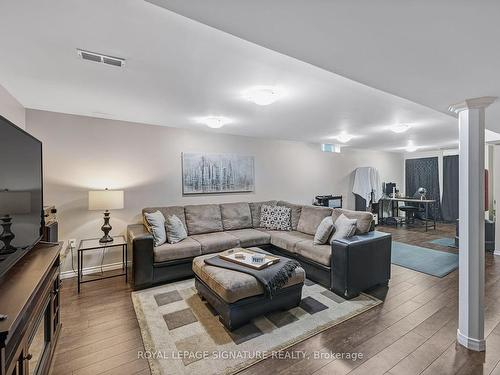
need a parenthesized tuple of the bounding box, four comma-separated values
(428, 237, 457, 248)
(392, 241, 458, 277)
(132, 278, 381, 375)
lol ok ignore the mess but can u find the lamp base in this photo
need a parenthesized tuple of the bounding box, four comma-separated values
(99, 234, 114, 243)
(99, 210, 114, 244)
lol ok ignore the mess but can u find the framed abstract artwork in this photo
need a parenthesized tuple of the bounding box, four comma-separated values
(182, 152, 255, 194)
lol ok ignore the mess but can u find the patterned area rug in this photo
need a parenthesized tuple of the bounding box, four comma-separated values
(132, 278, 381, 375)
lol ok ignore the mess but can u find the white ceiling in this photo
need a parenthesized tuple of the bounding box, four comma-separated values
(0, 0, 473, 152)
(148, 0, 500, 129)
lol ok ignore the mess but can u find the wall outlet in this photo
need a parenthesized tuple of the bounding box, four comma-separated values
(68, 239, 77, 248)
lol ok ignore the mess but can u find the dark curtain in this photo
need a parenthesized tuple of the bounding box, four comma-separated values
(405, 157, 442, 220)
(441, 155, 459, 222)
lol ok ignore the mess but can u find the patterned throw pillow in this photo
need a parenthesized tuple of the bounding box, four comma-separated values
(260, 205, 292, 231)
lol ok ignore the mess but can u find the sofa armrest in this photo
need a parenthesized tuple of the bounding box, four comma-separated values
(330, 230, 392, 299)
(127, 224, 154, 289)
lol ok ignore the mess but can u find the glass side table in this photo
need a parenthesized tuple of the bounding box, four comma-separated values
(77, 235, 127, 293)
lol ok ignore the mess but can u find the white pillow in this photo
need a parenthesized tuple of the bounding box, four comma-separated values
(260, 205, 291, 231)
(330, 214, 357, 243)
(313, 216, 334, 245)
(166, 215, 188, 244)
(144, 211, 167, 246)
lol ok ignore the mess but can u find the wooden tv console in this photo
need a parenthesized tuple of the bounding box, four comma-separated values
(0, 242, 62, 375)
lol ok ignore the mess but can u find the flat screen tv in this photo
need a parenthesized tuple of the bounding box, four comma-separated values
(0, 115, 43, 280)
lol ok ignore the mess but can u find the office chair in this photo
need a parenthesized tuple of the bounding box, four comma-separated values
(399, 191, 426, 225)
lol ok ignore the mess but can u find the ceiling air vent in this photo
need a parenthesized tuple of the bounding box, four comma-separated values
(77, 49, 125, 67)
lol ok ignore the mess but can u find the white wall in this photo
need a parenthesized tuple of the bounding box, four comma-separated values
(0, 84, 25, 129)
(26, 109, 403, 273)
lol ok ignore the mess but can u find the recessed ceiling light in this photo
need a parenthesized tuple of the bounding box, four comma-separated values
(335, 132, 354, 143)
(390, 124, 411, 133)
(406, 141, 418, 152)
(243, 86, 285, 106)
(199, 116, 231, 128)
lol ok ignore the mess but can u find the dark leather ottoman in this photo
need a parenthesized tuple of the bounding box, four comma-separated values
(193, 249, 305, 330)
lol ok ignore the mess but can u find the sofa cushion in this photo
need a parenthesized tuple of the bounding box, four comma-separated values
(143, 206, 186, 229)
(153, 237, 201, 263)
(192, 249, 305, 303)
(266, 230, 313, 252)
(220, 202, 252, 230)
(184, 204, 223, 235)
(297, 206, 333, 235)
(277, 201, 302, 230)
(295, 241, 331, 266)
(226, 229, 271, 247)
(249, 200, 277, 228)
(332, 208, 373, 234)
(190, 232, 240, 254)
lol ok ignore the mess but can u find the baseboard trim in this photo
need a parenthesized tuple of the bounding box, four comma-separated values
(60, 261, 124, 280)
(457, 329, 486, 351)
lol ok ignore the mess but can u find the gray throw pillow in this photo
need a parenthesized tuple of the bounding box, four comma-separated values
(260, 205, 291, 231)
(166, 214, 188, 244)
(144, 210, 167, 246)
(330, 214, 357, 243)
(313, 216, 334, 245)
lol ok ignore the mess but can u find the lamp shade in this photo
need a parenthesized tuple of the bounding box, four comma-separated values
(0, 190, 32, 215)
(88, 190, 124, 211)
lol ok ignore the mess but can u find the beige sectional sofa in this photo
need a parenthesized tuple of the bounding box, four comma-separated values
(128, 200, 392, 298)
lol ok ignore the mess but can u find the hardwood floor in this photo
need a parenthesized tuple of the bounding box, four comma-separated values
(51, 223, 500, 375)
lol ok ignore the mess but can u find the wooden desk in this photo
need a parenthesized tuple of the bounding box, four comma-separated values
(380, 197, 437, 231)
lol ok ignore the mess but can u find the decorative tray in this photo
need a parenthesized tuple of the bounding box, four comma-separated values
(219, 248, 280, 270)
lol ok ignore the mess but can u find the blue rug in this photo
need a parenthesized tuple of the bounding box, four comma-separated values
(429, 237, 457, 248)
(391, 241, 458, 277)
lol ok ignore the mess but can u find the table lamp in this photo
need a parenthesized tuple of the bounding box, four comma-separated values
(88, 189, 124, 243)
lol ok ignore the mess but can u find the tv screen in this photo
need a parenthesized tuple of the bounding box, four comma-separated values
(0, 115, 43, 279)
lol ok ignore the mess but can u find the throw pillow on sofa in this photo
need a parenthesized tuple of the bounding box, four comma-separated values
(332, 208, 373, 234)
(144, 210, 167, 246)
(166, 214, 188, 244)
(330, 214, 357, 242)
(313, 216, 334, 245)
(260, 205, 291, 231)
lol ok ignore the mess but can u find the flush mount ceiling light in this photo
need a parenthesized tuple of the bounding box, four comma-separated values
(77, 49, 125, 67)
(406, 141, 418, 152)
(390, 124, 411, 133)
(199, 116, 231, 129)
(334, 132, 354, 143)
(243, 86, 285, 106)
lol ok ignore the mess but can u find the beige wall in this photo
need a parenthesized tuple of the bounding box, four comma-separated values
(26, 109, 403, 273)
(0, 84, 25, 129)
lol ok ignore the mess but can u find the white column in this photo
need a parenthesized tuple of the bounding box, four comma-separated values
(449, 96, 496, 352)
(494, 145, 500, 256)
